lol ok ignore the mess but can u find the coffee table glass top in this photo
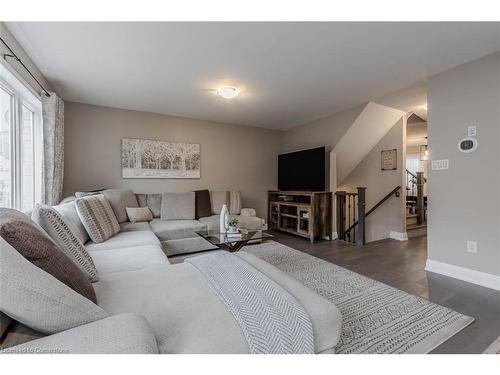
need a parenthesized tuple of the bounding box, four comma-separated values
(195, 229, 273, 246)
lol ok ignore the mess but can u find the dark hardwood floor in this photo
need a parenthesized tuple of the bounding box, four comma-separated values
(269, 230, 500, 354)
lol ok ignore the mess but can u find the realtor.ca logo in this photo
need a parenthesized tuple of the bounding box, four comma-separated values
(0, 346, 69, 354)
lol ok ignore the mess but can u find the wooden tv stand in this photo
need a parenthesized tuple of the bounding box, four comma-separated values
(268, 190, 332, 244)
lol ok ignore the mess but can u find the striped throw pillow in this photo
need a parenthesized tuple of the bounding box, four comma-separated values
(229, 191, 242, 215)
(33, 204, 98, 282)
(75, 195, 120, 244)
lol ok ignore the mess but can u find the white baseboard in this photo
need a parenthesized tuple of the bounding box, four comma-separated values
(425, 259, 500, 291)
(321, 232, 338, 241)
(389, 231, 408, 241)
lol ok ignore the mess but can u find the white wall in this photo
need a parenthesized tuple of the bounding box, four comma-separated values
(0, 22, 53, 95)
(427, 51, 500, 278)
(338, 118, 406, 242)
(63, 102, 283, 217)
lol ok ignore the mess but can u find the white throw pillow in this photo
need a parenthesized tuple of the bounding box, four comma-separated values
(0, 237, 108, 335)
(33, 204, 99, 282)
(75, 194, 120, 243)
(126, 207, 153, 223)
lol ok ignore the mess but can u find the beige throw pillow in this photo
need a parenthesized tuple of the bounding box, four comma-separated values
(126, 207, 153, 223)
(75, 194, 120, 244)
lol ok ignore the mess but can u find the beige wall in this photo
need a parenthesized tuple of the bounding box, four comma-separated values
(338, 118, 406, 242)
(0, 23, 53, 95)
(63, 102, 282, 217)
(427, 51, 500, 276)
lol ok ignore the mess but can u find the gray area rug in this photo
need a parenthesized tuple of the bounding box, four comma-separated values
(484, 336, 500, 354)
(243, 241, 474, 354)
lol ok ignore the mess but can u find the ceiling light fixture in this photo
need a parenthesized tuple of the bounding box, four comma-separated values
(217, 86, 240, 99)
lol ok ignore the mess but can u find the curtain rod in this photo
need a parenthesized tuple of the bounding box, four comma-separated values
(0, 36, 51, 97)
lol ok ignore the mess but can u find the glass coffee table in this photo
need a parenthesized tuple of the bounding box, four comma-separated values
(195, 229, 273, 252)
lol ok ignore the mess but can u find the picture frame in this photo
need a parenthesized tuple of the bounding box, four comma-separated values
(381, 149, 397, 171)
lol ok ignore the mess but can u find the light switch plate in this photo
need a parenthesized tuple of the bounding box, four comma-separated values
(467, 240, 478, 253)
(431, 159, 449, 170)
(468, 126, 477, 137)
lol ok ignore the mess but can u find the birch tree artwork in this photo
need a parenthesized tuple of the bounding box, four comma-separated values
(122, 138, 200, 178)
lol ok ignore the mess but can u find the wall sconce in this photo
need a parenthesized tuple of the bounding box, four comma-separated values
(420, 145, 429, 161)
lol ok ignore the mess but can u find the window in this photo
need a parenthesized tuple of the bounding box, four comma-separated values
(0, 63, 42, 211)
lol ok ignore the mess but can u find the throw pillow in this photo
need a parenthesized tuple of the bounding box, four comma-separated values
(136, 193, 162, 218)
(102, 188, 139, 223)
(0, 236, 108, 334)
(161, 192, 195, 220)
(210, 190, 229, 215)
(228, 191, 242, 215)
(33, 204, 99, 282)
(126, 207, 153, 223)
(75, 194, 120, 243)
(53, 201, 89, 244)
(0, 208, 98, 303)
(194, 189, 212, 219)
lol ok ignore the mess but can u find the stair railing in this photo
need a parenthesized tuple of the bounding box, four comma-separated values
(336, 186, 401, 246)
(406, 169, 427, 224)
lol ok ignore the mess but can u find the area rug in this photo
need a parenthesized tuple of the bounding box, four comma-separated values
(484, 336, 500, 354)
(243, 241, 474, 354)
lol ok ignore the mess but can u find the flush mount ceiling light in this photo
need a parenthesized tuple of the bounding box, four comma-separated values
(217, 86, 240, 99)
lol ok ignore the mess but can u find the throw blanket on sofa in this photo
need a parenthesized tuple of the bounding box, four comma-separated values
(186, 251, 314, 354)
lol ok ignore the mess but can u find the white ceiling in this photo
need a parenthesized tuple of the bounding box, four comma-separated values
(6, 22, 500, 130)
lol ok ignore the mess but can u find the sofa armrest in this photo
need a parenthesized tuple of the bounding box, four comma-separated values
(1, 314, 158, 354)
(240, 208, 256, 217)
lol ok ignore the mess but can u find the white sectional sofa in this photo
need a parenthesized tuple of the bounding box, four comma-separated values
(0, 189, 342, 354)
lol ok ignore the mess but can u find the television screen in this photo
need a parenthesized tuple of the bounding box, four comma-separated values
(278, 147, 326, 191)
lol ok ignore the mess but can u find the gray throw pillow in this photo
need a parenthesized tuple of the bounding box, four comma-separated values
(161, 192, 195, 220)
(75, 194, 120, 243)
(33, 204, 99, 282)
(194, 189, 212, 219)
(136, 193, 162, 218)
(0, 237, 108, 334)
(0, 208, 98, 303)
(53, 201, 89, 244)
(102, 188, 139, 223)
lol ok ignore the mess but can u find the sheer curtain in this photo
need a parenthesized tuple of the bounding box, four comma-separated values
(41, 93, 64, 206)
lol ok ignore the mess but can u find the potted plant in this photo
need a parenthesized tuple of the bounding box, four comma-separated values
(227, 218, 239, 233)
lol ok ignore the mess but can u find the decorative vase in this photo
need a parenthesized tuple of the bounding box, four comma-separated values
(219, 204, 229, 234)
(228, 225, 237, 233)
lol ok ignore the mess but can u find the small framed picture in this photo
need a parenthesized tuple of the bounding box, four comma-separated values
(381, 149, 397, 170)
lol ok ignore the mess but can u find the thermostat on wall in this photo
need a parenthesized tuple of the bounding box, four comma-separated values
(457, 137, 478, 153)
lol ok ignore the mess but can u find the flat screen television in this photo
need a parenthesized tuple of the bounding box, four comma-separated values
(278, 146, 327, 191)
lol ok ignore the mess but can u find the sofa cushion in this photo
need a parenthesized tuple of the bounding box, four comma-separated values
(119, 221, 152, 232)
(237, 251, 342, 353)
(228, 191, 242, 215)
(85, 230, 160, 252)
(161, 237, 218, 257)
(136, 193, 162, 218)
(33, 204, 98, 282)
(150, 219, 207, 241)
(161, 192, 195, 220)
(0, 237, 108, 335)
(0, 208, 97, 303)
(89, 245, 169, 275)
(194, 189, 212, 219)
(102, 189, 139, 223)
(126, 207, 153, 223)
(53, 201, 89, 243)
(93, 263, 248, 353)
(2, 314, 158, 354)
(75, 194, 120, 243)
(210, 190, 229, 215)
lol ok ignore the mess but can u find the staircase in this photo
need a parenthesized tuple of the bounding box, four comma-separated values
(406, 169, 427, 237)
